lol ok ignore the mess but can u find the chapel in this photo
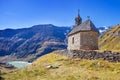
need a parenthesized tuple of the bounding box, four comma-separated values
(67, 11, 99, 50)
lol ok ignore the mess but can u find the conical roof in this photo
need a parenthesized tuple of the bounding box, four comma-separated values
(68, 19, 99, 36)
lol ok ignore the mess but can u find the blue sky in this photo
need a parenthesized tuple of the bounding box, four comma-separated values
(0, 0, 120, 29)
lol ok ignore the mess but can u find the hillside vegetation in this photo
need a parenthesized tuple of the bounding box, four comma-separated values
(0, 24, 70, 62)
(99, 24, 120, 51)
(2, 52, 120, 80)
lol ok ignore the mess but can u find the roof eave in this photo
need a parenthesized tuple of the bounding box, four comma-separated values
(68, 30, 99, 37)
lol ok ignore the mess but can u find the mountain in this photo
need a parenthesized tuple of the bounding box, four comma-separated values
(98, 26, 111, 34)
(0, 24, 113, 62)
(0, 24, 70, 62)
(99, 24, 120, 50)
(2, 52, 120, 80)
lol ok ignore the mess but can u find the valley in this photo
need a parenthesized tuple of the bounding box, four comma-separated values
(1, 24, 120, 80)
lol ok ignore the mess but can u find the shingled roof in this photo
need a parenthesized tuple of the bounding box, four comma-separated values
(68, 19, 99, 36)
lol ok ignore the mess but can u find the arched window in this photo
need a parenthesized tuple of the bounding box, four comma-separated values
(72, 37, 74, 44)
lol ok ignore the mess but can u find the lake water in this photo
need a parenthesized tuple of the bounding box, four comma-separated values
(8, 61, 32, 68)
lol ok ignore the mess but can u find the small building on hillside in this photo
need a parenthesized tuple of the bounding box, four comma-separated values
(67, 12, 99, 50)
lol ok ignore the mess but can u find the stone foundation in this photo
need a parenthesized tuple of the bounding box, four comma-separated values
(55, 50, 120, 62)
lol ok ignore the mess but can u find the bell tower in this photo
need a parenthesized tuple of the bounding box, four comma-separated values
(75, 9, 82, 26)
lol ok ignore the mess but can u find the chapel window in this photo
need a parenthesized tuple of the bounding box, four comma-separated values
(72, 37, 74, 44)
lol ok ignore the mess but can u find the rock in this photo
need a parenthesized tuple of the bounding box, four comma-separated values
(56, 50, 120, 62)
(46, 65, 53, 69)
(46, 65, 59, 69)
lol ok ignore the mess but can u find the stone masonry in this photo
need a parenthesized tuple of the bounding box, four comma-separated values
(55, 50, 120, 62)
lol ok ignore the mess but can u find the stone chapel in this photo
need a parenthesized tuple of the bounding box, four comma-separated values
(67, 12, 99, 50)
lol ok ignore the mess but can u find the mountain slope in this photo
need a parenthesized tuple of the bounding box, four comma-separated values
(99, 24, 120, 51)
(0, 24, 70, 62)
(98, 26, 111, 34)
(2, 52, 120, 80)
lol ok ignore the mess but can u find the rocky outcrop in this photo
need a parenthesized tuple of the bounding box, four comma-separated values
(56, 50, 120, 62)
(0, 62, 15, 69)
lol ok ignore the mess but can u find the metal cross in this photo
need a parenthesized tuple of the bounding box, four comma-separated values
(78, 9, 80, 14)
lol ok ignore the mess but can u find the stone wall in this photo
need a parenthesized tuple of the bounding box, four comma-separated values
(67, 31, 98, 50)
(67, 32, 80, 50)
(55, 50, 120, 62)
(80, 31, 98, 50)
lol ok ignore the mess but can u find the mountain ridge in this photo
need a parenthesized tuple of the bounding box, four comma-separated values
(99, 24, 120, 51)
(0, 23, 118, 62)
(0, 24, 70, 62)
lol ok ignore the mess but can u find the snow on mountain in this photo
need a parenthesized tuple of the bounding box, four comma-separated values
(98, 26, 111, 34)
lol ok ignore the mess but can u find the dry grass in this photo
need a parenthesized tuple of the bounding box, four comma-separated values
(2, 52, 120, 80)
(99, 25, 120, 51)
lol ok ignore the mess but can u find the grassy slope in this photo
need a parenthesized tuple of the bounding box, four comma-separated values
(0, 66, 8, 73)
(99, 24, 120, 51)
(2, 52, 120, 80)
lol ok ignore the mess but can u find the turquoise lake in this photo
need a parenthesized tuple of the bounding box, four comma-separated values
(8, 61, 32, 68)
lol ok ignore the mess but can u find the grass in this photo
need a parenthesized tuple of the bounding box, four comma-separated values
(99, 24, 120, 51)
(2, 52, 120, 80)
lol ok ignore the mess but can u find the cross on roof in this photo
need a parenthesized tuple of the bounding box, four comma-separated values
(78, 9, 80, 16)
(78, 9, 80, 14)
